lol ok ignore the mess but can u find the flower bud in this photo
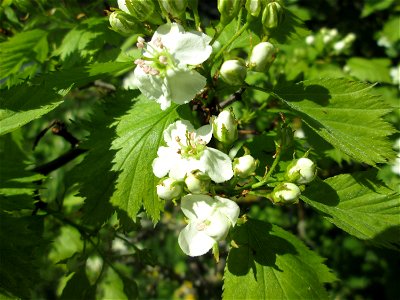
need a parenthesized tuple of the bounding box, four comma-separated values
(218, 0, 242, 25)
(219, 59, 247, 86)
(271, 182, 301, 204)
(211, 110, 238, 145)
(233, 155, 258, 178)
(286, 157, 317, 184)
(109, 11, 140, 35)
(262, 2, 284, 30)
(157, 178, 183, 200)
(160, 0, 188, 19)
(121, 0, 161, 23)
(249, 42, 276, 72)
(185, 172, 210, 194)
(245, 0, 261, 17)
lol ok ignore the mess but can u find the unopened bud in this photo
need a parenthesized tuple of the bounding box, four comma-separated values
(185, 172, 210, 194)
(160, 0, 188, 18)
(109, 10, 140, 35)
(233, 155, 258, 178)
(286, 157, 317, 184)
(211, 110, 238, 145)
(249, 42, 276, 72)
(220, 59, 247, 86)
(262, 2, 284, 30)
(157, 178, 183, 200)
(245, 0, 261, 17)
(271, 182, 301, 204)
(218, 0, 242, 25)
(121, 0, 162, 23)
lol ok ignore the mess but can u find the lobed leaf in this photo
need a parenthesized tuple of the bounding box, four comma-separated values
(274, 78, 396, 165)
(346, 57, 392, 83)
(110, 98, 192, 222)
(223, 219, 336, 300)
(302, 171, 400, 250)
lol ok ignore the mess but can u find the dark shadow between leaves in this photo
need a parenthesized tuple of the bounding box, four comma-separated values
(370, 225, 400, 252)
(227, 219, 297, 281)
(302, 178, 340, 206)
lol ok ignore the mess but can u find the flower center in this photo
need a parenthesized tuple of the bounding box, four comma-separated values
(196, 220, 211, 231)
(176, 131, 207, 159)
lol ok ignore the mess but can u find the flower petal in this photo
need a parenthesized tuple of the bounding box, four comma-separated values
(214, 196, 240, 226)
(152, 146, 178, 178)
(204, 211, 231, 241)
(201, 148, 233, 183)
(165, 68, 206, 105)
(181, 194, 214, 221)
(163, 120, 194, 148)
(178, 222, 216, 256)
(165, 31, 212, 65)
(195, 124, 213, 144)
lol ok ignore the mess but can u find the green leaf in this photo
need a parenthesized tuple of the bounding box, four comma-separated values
(110, 98, 191, 222)
(361, 0, 395, 17)
(98, 267, 138, 300)
(274, 78, 396, 165)
(0, 29, 48, 84)
(380, 16, 400, 44)
(60, 269, 96, 300)
(0, 61, 133, 136)
(302, 171, 400, 250)
(0, 214, 46, 299)
(223, 219, 336, 300)
(270, 8, 309, 44)
(346, 57, 392, 83)
(70, 92, 136, 226)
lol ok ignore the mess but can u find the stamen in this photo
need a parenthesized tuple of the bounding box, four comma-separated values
(149, 68, 160, 76)
(137, 36, 145, 44)
(154, 37, 164, 49)
(134, 59, 145, 66)
(159, 55, 168, 65)
(196, 222, 207, 231)
(136, 41, 144, 49)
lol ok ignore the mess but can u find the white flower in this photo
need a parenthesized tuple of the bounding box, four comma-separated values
(305, 35, 315, 45)
(133, 23, 212, 110)
(249, 42, 276, 72)
(211, 110, 238, 144)
(178, 194, 240, 256)
(156, 177, 183, 200)
(152, 120, 234, 183)
(271, 182, 301, 204)
(219, 60, 247, 86)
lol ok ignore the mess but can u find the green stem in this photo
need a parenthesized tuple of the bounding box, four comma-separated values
(192, 6, 201, 31)
(213, 22, 250, 61)
(251, 144, 282, 189)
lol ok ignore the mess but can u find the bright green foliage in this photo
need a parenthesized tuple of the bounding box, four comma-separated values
(274, 78, 396, 165)
(98, 267, 138, 300)
(0, 29, 48, 85)
(110, 98, 191, 222)
(361, 0, 396, 17)
(346, 57, 392, 83)
(223, 219, 337, 300)
(302, 172, 400, 250)
(0, 62, 133, 136)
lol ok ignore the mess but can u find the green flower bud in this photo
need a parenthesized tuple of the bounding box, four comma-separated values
(233, 155, 258, 178)
(185, 172, 210, 194)
(211, 110, 238, 145)
(160, 0, 188, 18)
(271, 182, 301, 204)
(109, 11, 140, 35)
(157, 178, 183, 200)
(245, 0, 261, 17)
(262, 1, 284, 30)
(286, 158, 317, 184)
(218, 0, 242, 25)
(120, 0, 162, 23)
(249, 42, 276, 72)
(220, 59, 247, 86)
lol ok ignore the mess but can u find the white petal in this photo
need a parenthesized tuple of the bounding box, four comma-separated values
(165, 68, 206, 104)
(195, 124, 213, 144)
(201, 148, 233, 183)
(153, 23, 185, 42)
(214, 196, 240, 226)
(164, 120, 194, 148)
(168, 157, 194, 180)
(117, 0, 129, 13)
(181, 194, 214, 221)
(152, 146, 178, 178)
(178, 223, 216, 256)
(166, 32, 212, 65)
(134, 67, 169, 106)
(204, 211, 231, 241)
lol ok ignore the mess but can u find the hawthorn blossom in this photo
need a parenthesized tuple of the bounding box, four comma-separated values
(133, 23, 212, 110)
(178, 194, 240, 256)
(152, 120, 233, 183)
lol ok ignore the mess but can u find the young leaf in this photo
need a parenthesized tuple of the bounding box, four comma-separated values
(110, 98, 191, 222)
(301, 171, 400, 250)
(223, 219, 336, 300)
(274, 78, 396, 165)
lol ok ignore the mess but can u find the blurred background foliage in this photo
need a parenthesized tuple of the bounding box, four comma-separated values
(0, 0, 399, 299)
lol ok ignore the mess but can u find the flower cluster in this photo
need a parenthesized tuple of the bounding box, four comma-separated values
(133, 23, 212, 110)
(153, 112, 250, 257)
